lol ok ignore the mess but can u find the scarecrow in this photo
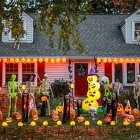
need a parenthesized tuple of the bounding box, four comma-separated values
(8, 74, 21, 117)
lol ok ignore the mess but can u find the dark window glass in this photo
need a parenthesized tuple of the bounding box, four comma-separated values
(115, 63, 122, 82)
(127, 63, 135, 83)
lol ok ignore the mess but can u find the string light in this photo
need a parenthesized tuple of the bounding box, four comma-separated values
(33, 58, 37, 63)
(21, 58, 26, 63)
(15, 58, 19, 63)
(119, 58, 124, 63)
(62, 58, 66, 63)
(113, 58, 118, 63)
(10, 58, 14, 63)
(51, 59, 55, 63)
(97, 58, 101, 63)
(125, 59, 129, 63)
(108, 58, 112, 63)
(103, 58, 107, 63)
(3, 58, 7, 63)
(44, 58, 49, 63)
(38, 58, 43, 63)
(56, 58, 60, 63)
(27, 58, 31, 63)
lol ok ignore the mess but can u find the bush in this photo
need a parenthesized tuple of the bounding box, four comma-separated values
(51, 79, 70, 97)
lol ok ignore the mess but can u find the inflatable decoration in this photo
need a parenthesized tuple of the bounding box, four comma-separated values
(56, 106, 64, 115)
(121, 114, 135, 122)
(82, 68, 101, 113)
(89, 107, 97, 121)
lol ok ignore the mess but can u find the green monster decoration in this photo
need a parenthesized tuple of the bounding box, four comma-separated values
(8, 74, 21, 117)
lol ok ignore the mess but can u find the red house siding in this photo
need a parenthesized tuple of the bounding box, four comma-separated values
(105, 62, 112, 82)
(0, 61, 2, 87)
(37, 61, 45, 85)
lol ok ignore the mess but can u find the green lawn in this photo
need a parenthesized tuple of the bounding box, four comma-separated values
(0, 111, 140, 140)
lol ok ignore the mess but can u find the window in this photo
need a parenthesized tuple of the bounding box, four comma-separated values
(5, 63, 18, 85)
(115, 63, 123, 82)
(22, 63, 35, 83)
(127, 63, 135, 83)
(9, 20, 26, 40)
(133, 22, 140, 40)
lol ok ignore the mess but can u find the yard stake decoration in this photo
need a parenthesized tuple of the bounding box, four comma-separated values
(18, 122, 23, 133)
(30, 121, 36, 133)
(110, 121, 116, 133)
(97, 120, 102, 134)
(70, 121, 75, 132)
(43, 121, 48, 133)
(84, 121, 90, 133)
(2, 122, 8, 134)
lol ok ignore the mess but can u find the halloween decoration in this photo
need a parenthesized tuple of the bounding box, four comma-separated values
(12, 112, 22, 120)
(56, 106, 64, 115)
(77, 116, 85, 123)
(38, 73, 54, 117)
(0, 111, 3, 121)
(51, 110, 59, 122)
(8, 74, 21, 117)
(124, 100, 132, 114)
(82, 68, 100, 113)
(70, 109, 75, 119)
(30, 108, 38, 121)
(121, 114, 135, 122)
(117, 103, 125, 115)
(132, 108, 140, 118)
(89, 107, 97, 121)
(77, 99, 82, 117)
(114, 79, 123, 96)
(104, 114, 112, 123)
(22, 85, 29, 122)
(134, 75, 140, 109)
(6, 117, 12, 123)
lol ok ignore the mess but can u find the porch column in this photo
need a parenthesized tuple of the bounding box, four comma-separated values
(18, 62, 22, 84)
(112, 62, 115, 83)
(2, 62, 5, 86)
(123, 62, 127, 84)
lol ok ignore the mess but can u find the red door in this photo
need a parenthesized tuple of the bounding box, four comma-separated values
(74, 63, 88, 97)
(105, 62, 112, 82)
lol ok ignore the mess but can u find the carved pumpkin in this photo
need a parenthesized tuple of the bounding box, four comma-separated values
(6, 117, 12, 123)
(104, 114, 112, 123)
(30, 108, 38, 121)
(40, 95, 48, 102)
(121, 114, 135, 122)
(55, 106, 63, 115)
(12, 112, 22, 120)
(51, 110, 59, 122)
(0, 111, 3, 121)
(117, 103, 125, 115)
(125, 105, 132, 114)
(77, 116, 85, 123)
(132, 108, 140, 118)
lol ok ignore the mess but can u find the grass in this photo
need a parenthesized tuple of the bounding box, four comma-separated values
(0, 110, 140, 140)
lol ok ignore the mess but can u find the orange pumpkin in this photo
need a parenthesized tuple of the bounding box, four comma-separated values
(6, 117, 12, 123)
(30, 108, 38, 120)
(0, 111, 3, 121)
(70, 109, 75, 119)
(12, 112, 22, 120)
(117, 103, 125, 115)
(132, 108, 140, 119)
(104, 114, 112, 123)
(77, 116, 85, 123)
(40, 95, 48, 102)
(121, 114, 135, 122)
(51, 110, 59, 122)
(125, 105, 132, 114)
(55, 106, 64, 115)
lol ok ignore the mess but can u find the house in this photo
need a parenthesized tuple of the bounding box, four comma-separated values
(0, 10, 140, 99)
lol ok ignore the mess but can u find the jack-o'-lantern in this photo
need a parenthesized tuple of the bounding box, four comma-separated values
(40, 95, 48, 102)
(87, 89, 101, 100)
(123, 117, 130, 123)
(125, 105, 132, 114)
(70, 109, 75, 119)
(55, 106, 63, 115)
(12, 112, 22, 120)
(6, 117, 12, 123)
(117, 103, 125, 115)
(87, 75, 98, 83)
(51, 110, 59, 122)
(89, 82, 100, 90)
(82, 98, 99, 111)
(122, 114, 135, 122)
(132, 108, 140, 118)
(0, 111, 3, 121)
(30, 108, 38, 120)
(104, 114, 112, 123)
(77, 116, 85, 123)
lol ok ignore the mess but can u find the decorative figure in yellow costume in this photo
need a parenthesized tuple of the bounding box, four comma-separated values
(8, 74, 21, 117)
(82, 68, 101, 113)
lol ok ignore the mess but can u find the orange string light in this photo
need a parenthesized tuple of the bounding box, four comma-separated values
(27, 58, 31, 63)
(97, 58, 101, 63)
(10, 58, 14, 63)
(113, 58, 118, 63)
(21, 58, 26, 63)
(62, 58, 66, 63)
(38, 58, 43, 63)
(56, 58, 60, 63)
(44, 58, 48, 63)
(15, 58, 19, 63)
(51, 58, 55, 63)
(108, 58, 112, 63)
(33, 58, 37, 63)
(103, 58, 107, 63)
(3, 59, 7, 63)
(119, 58, 124, 63)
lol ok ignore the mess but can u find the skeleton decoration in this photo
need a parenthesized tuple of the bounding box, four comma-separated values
(38, 73, 54, 116)
(26, 74, 36, 116)
(114, 79, 123, 96)
(134, 75, 140, 110)
(8, 74, 21, 117)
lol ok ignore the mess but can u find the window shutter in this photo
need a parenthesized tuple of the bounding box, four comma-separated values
(37, 61, 45, 85)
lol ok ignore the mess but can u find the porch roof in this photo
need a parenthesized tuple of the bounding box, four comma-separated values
(0, 14, 140, 58)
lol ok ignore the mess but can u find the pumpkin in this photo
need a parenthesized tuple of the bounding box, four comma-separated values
(40, 95, 48, 102)
(108, 84, 113, 90)
(12, 112, 22, 120)
(132, 108, 140, 118)
(6, 117, 12, 123)
(0, 111, 3, 121)
(121, 114, 135, 122)
(125, 105, 132, 114)
(104, 114, 112, 124)
(51, 110, 59, 122)
(55, 106, 63, 115)
(30, 108, 38, 120)
(117, 103, 125, 115)
(77, 116, 85, 123)
(136, 122, 140, 127)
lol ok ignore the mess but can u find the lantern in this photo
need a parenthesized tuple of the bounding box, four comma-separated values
(10, 58, 14, 63)
(84, 121, 90, 126)
(18, 122, 23, 127)
(27, 58, 31, 63)
(117, 103, 125, 115)
(70, 121, 76, 126)
(2, 122, 8, 134)
(103, 58, 107, 63)
(33, 58, 37, 63)
(108, 58, 112, 63)
(44, 58, 48, 63)
(56, 58, 60, 63)
(57, 120, 62, 126)
(51, 59, 55, 63)
(15, 58, 19, 63)
(21, 58, 26, 63)
(3, 58, 7, 63)
(43, 121, 48, 126)
(30, 108, 38, 121)
(39, 58, 43, 62)
(97, 120, 102, 125)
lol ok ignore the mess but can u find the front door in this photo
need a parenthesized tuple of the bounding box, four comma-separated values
(74, 63, 88, 97)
